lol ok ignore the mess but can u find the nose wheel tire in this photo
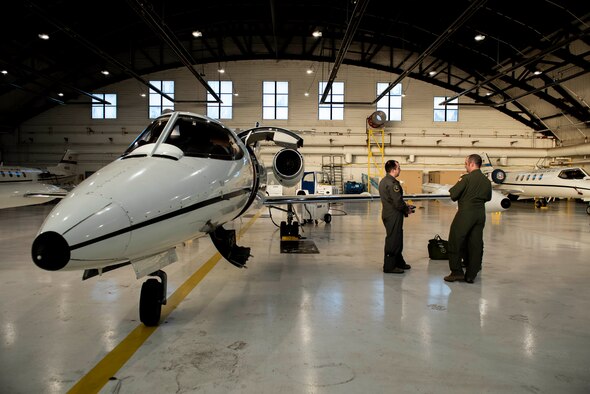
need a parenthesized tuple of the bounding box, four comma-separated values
(140, 278, 163, 326)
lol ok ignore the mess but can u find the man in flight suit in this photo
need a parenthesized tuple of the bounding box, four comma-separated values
(444, 154, 492, 283)
(379, 160, 415, 273)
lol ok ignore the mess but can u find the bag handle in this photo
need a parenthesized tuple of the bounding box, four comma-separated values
(434, 234, 442, 241)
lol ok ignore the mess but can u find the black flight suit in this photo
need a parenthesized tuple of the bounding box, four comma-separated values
(448, 168, 492, 279)
(379, 174, 409, 271)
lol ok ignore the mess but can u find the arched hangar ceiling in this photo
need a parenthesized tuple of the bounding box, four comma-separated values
(0, 0, 589, 140)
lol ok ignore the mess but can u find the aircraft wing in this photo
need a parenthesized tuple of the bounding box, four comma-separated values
(262, 192, 451, 205)
(493, 185, 524, 195)
(0, 183, 68, 209)
(23, 191, 68, 198)
(422, 182, 511, 212)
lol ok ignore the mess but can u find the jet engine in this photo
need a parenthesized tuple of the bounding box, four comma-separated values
(491, 169, 506, 184)
(487, 189, 512, 212)
(272, 148, 304, 187)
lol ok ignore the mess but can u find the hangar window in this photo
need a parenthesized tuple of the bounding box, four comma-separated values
(149, 80, 174, 119)
(91, 93, 117, 119)
(319, 81, 344, 120)
(263, 81, 289, 120)
(207, 81, 233, 120)
(434, 96, 458, 122)
(376, 83, 402, 121)
(165, 116, 242, 160)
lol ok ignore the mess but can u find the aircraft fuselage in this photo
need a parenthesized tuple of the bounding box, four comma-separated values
(32, 112, 259, 273)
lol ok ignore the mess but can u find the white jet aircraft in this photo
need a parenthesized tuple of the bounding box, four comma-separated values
(481, 152, 590, 214)
(0, 150, 78, 209)
(422, 182, 511, 212)
(31, 111, 450, 326)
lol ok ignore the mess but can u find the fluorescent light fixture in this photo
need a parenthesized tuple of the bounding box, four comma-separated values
(192, 30, 202, 38)
(101, 70, 110, 75)
(486, 92, 493, 96)
(474, 34, 485, 41)
(38, 33, 50, 40)
(401, 94, 406, 97)
(218, 68, 225, 74)
(140, 93, 146, 97)
(57, 92, 64, 97)
(429, 71, 437, 76)
(234, 93, 239, 96)
(306, 69, 313, 74)
(304, 92, 310, 97)
(312, 30, 322, 38)
(533, 70, 542, 75)
(1, 70, 7, 75)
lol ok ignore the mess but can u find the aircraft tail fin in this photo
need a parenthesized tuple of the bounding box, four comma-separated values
(48, 150, 78, 175)
(480, 152, 494, 174)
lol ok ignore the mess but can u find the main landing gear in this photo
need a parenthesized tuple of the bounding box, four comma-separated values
(279, 203, 301, 240)
(534, 198, 548, 208)
(139, 270, 167, 326)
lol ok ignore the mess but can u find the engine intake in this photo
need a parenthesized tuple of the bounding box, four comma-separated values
(273, 148, 304, 187)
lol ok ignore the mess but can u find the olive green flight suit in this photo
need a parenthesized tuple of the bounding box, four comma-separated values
(379, 174, 409, 271)
(448, 169, 492, 279)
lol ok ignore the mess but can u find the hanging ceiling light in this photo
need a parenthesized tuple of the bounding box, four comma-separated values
(474, 34, 486, 41)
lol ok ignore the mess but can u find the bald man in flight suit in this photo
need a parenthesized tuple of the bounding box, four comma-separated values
(444, 154, 492, 283)
(379, 160, 415, 273)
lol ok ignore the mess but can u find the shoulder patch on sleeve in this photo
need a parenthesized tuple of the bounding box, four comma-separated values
(393, 184, 401, 192)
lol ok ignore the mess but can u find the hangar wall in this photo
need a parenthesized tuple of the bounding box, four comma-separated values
(0, 60, 562, 181)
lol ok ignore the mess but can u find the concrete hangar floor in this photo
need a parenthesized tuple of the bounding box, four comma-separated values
(0, 199, 589, 393)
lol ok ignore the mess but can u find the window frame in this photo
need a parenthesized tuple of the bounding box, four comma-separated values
(91, 93, 117, 119)
(262, 81, 289, 120)
(376, 83, 402, 121)
(149, 80, 175, 119)
(207, 80, 233, 120)
(433, 96, 458, 122)
(318, 81, 344, 120)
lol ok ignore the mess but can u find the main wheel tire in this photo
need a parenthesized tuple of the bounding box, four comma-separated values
(140, 278, 162, 326)
(535, 200, 542, 208)
(324, 213, 332, 223)
(586, 206, 590, 215)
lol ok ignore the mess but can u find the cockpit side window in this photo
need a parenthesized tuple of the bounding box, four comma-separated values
(164, 116, 243, 160)
(123, 117, 170, 155)
(558, 168, 587, 180)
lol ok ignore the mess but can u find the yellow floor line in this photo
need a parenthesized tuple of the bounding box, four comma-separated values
(67, 210, 262, 394)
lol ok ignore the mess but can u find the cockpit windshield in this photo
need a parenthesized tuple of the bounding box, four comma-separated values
(557, 168, 589, 180)
(123, 116, 170, 155)
(163, 115, 243, 160)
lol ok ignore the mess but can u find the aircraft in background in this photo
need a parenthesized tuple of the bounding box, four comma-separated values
(0, 150, 79, 209)
(30, 111, 450, 326)
(422, 182, 511, 213)
(481, 153, 590, 214)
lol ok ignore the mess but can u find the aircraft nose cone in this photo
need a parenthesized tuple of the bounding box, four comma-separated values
(32, 231, 70, 271)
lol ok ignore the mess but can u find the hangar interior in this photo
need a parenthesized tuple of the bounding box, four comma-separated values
(1, 1, 589, 392)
